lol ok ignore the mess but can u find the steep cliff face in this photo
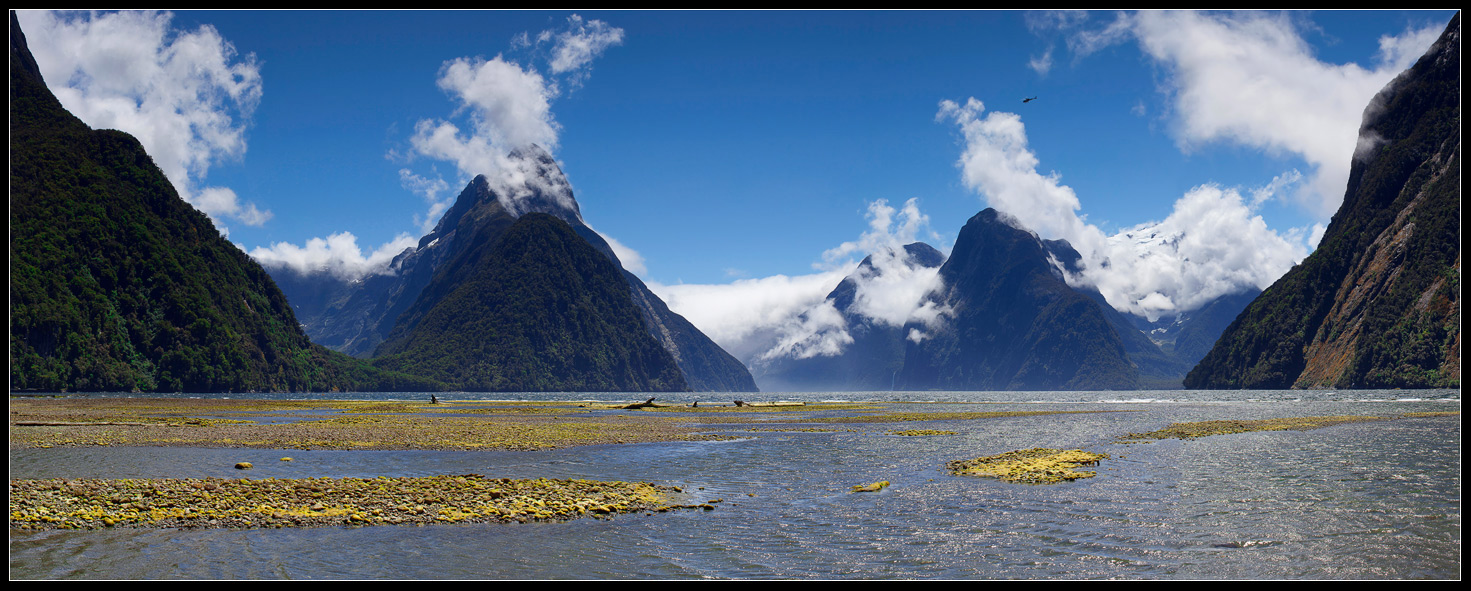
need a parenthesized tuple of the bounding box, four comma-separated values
(898, 209, 1141, 391)
(9, 14, 436, 393)
(1187, 14, 1460, 389)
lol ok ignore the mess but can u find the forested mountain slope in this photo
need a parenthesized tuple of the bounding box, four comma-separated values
(9, 13, 439, 393)
(1186, 14, 1460, 389)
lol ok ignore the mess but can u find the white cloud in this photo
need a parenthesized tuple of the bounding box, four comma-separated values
(938, 97, 1311, 321)
(1250, 169, 1302, 207)
(408, 57, 561, 194)
(597, 232, 647, 277)
(1374, 23, 1444, 72)
(1056, 11, 1441, 219)
(818, 199, 949, 334)
(1088, 184, 1309, 320)
(405, 14, 622, 221)
(17, 10, 269, 228)
(756, 300, 853, 362)
(545, 14, 625, 83)
(652, 199, 950, 364)
(1064, 12, 1134, 57)
(435, 55, 560, 151)
(249, 232, 417, 282)
(650, 272, 848, 363)
(1028, 47, 1053, 75)
(194, 186, 272, 228)
(937, 98, 1097, 247)
(820, 199, 935, 268)
(847, 258, 949, 331)
(398, 169, 452, 234)
(998, 11, 1444, 317)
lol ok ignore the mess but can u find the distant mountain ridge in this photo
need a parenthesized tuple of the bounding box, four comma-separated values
(1186, 13, 1461, 389)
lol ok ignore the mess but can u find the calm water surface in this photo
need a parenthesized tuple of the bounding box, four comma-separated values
(9, 390, 1460, 579)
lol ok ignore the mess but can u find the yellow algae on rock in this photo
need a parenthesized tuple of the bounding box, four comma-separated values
(947, 448, 1108, 484)
(8, 475, 688, 530)
(8, 398, 707, 451)
(1118, 415, 1390, 442)
(851, 481, 890, 493)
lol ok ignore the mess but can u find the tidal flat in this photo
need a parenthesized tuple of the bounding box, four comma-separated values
(9, 398, 711, 451)
(12, 398, 1118, 532)
(9, 393, 1461, 579)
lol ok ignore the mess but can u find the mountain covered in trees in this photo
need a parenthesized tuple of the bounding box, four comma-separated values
(1187, 13, 1460, 390)
(372, 213, 687, 392)
(8, 13, 438, 393)
(269, 149, 758, 392)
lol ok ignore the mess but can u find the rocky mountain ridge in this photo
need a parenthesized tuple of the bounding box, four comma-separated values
(1186, 13, 1460, 389)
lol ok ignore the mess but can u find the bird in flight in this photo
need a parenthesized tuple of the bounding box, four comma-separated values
(1022, 96, 1038, 103)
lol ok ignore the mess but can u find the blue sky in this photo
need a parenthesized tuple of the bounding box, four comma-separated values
(16, 10, 1456, 363)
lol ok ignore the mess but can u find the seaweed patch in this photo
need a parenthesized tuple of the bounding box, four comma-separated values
(9, 475, 690, 530)
(947, 448, 1108, 484)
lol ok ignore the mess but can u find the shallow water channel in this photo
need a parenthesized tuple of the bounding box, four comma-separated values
(9, 393, 1461, 579)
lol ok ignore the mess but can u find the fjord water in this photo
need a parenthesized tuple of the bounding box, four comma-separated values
(9, 390, 1460, 579)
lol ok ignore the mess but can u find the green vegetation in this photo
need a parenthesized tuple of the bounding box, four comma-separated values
(9, 18, 441, 393)
(1187, 15, 1460, 390)
(373, 214, 688, 392)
